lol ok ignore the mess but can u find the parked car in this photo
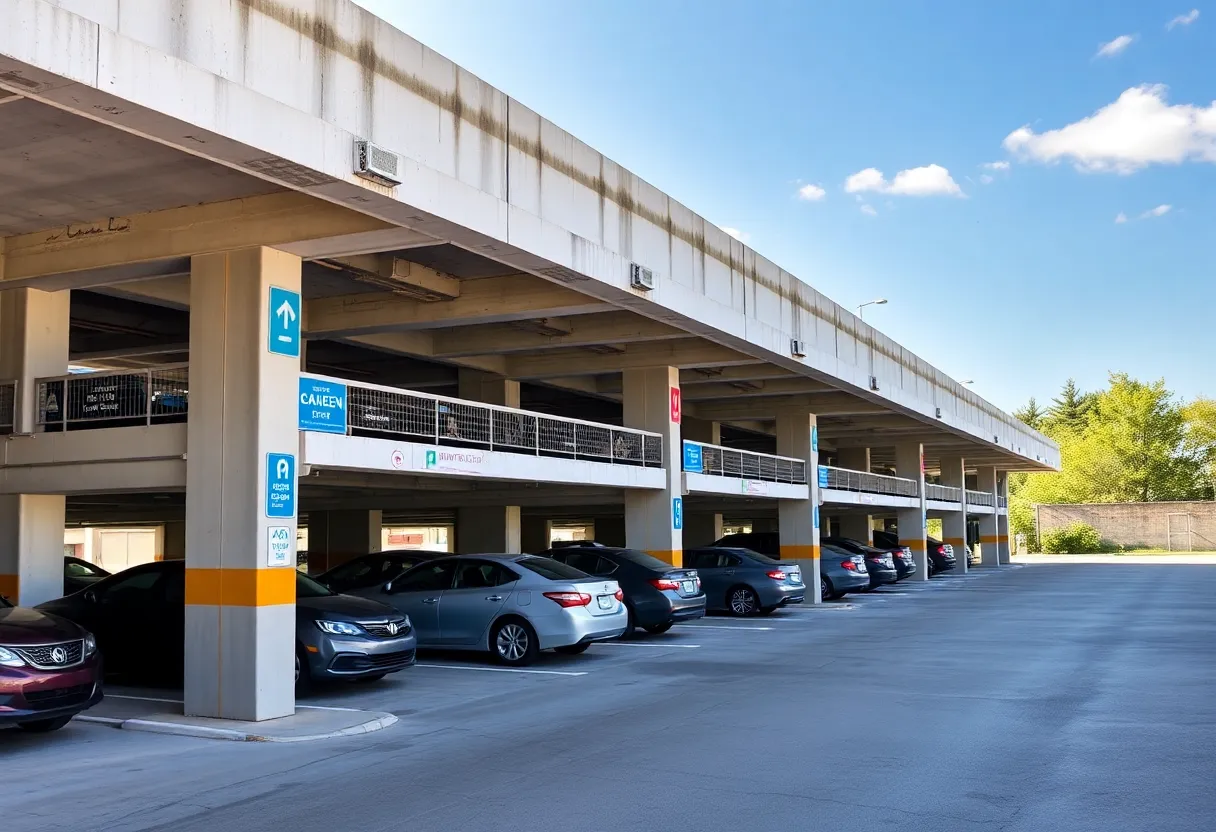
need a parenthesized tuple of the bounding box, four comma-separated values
(967, 545, 979, 567)
(37, 561, 415, 692)
(539, 545, 705, 633)
(873, 531, 958, 575)
(712, 532, 781, 556)
(317, 551, 445, 595)
(682, 547, 805, 616)
(0, 594, 103, 733)
(64, 557, 110, 595)
(820, 537, 898, 588)
(819, 543, 873, 600)
(351, 555, 627, 666)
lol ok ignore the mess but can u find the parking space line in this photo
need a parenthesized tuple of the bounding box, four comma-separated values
(595, 642, 702, 649)
(108, 694, 183, 705)
(413, 663, 589, 677)
(681, 624, 775, 631)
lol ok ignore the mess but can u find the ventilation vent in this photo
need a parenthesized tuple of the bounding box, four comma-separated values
(630, 263, 655, 291)
(354, 140, 402, 187)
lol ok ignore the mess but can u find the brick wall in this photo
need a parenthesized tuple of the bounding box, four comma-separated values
(1037, 502, 1216, 551)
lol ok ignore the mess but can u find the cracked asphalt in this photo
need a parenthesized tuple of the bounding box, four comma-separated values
(4, 561, 1214, 831)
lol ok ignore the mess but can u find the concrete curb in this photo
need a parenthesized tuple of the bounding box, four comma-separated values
(76, 712, 398, 742)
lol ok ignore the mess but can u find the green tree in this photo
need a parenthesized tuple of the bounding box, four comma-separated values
(1182, 397, 1216, 498)
(1044, 378, 1094, 434)
(1013, 397, 1046, 430)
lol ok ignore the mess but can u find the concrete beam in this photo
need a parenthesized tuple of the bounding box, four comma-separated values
(680, 378, 838, 401)
(432, 311, 684, 357)
(690, 395, 893, 421)
(507, 340, 757, 379)
(305, 275, 615, 337)
(320, 255, 462, 301)
(342, 332, 506, 375)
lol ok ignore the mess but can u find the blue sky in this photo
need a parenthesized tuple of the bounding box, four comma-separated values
(355, 0, 1214, 412)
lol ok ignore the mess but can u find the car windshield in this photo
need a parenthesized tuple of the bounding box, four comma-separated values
(612, 549, 675, 571)
(732, 548, 781, 564)
(65, 559, 108, 578)
(515, 556, 591, 581)
(296, 571, 334, 598)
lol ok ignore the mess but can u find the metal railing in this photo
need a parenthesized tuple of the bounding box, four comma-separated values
(818, 465, 918, 497)
(35, 366, 189, 431)
(0, 380, 15, 435)
(967, 489, 996, 507)
(339, 378, 664, 467)
(925, 483, 963, 503)
(998, 496, 1008, 508)
(682, 441, 807, 484)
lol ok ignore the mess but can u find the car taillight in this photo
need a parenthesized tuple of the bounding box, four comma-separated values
(543, 591, 592, 607)
(901, 547, 912, 557)
(650, 578, 681, 591)
(937, 545, 947, 555)
(614, 589, 624, 601)
(766, 570, 786, 581)
(841, 560, 857, 571)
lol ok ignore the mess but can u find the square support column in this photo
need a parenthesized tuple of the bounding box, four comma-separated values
(776, 408, 821, 602)
(307, 510, 383, 574)
(895, 442, 928, 581)
(594, 515, 626, 547)
(974, 466, 999, 567)
(997, 472, 1011, 564)
(835, 448, 872, 543)
(521, 516, 553, 554)
(940, 455, 967, 574)
(158, 521, 187, 561)
(185, 247, 301, 721)
(683, 512, 724, 548)
(0, 288, 70, 604)
(456, 507, 521, 554)
(623, 367, 683, 565)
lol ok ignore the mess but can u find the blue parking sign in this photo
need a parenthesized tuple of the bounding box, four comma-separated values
(266, 452, 296, 518)
(672, 497, 683, 530)
(268, 286, 301, 358)
(818, 465, 829, 488)
(299, 377, 347, 434)
(682, 441, 703, 473)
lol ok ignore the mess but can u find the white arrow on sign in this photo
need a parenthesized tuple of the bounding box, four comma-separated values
(276, 458, 290, 479)
(276, 300, 297, 327)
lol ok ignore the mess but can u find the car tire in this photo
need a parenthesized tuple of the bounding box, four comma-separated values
(643, 622, 673, 634)
(491, 618, 540, 666)
(554, 643, 591, 655)
(727, 586, 759, 617)
(17, 716, 72, 733)
(295, 645, 313, 695)
(821, 576, 840, 601)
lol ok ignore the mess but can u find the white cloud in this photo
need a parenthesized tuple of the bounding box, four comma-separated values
(1114, 212, 1128, 224)
(1095, 33, 1136, 58)
(979, 173, 994, 184)
(860, 204, 878, 217)
(982, 160, 1011, 171)
(1140, 203, 1172, 218)
(843, 164, 964, 197)
(1003, 85, 1216, 174)
(796, 183, 827, 201)
(1167, 9, 1200, 28)
(720, 226, 750, 243)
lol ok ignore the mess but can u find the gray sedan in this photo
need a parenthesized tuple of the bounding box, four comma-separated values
(351, 555, 628, 666)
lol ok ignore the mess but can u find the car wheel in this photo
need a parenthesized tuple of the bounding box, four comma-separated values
(491, 618, 539, 666)
(295, 646, 313, 695)
(727, 586, 759, 616)
(17, 716, 72, 733)
(554, 643, 591, 655)
(821, 576, 840, 601)
(354, 673, 387, 683)
(644, 622, 673, 634)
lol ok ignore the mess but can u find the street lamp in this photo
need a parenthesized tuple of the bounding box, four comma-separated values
(857, 298, 888, 320)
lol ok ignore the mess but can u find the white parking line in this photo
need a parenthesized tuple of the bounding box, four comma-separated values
(595, 641, 702, 649)
(108, 694, 182, 705)
(682, 624, 775, 631)
(414, 663, 588, 677)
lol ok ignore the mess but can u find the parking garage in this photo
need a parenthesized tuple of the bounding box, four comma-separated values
(0, 0, 1057, 724)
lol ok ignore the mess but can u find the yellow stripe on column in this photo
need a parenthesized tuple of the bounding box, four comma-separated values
(645, 550, 683, 567)
(979, 535, 1000, 544)
(779, 544, 820, 561)
(944, 538, 966, 547)
(0, 574, 17, 602)
(899, 539, 926, 552)
(997, 535, 1009, 543)
(185, 568, 296, 606)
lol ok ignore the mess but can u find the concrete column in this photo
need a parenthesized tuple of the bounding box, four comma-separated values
(835, 448, 872, 543)
(158, 521, 186, 561)
(975, 465, 999, 566)
(895, 442, 928, 580)
(0, 288, 70, 604)
(521, 516, 553, 554)
(836, 447, 870, 473)
(307, 510, 383, 574)
(458, 369, 520, 408)
(996, 472, 1011, 564)
(683, 512, 724, 548)
(776, 408, 821, 602)
(594, 515, 626, 547)
(940, 455, 967, 574)
(185, 247, 300, 721)
(623, 367, 683, 564)
(456, 506, 521, 553)
(682, 416, 720, 445)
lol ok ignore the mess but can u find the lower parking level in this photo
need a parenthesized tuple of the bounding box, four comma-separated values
(4, 561, 1214, 832)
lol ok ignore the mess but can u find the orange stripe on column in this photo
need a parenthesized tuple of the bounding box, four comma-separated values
(645, 550, 683, 567)
(979, 535, 1000, 544)
(779, 544, 820, 561)
(0, 574, 17, 602)
(899, 539, 926, 552)
(185, 568, 296, 606)
(943, 538, 966, 547)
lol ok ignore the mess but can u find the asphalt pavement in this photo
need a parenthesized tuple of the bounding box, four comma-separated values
(4, 562, 1214, 832)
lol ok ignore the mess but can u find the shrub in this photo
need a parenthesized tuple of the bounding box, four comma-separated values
(1041, 522, 1105, 554)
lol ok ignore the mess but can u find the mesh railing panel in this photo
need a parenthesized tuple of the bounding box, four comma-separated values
(35, 367, 190, 428)
(925, 484, 963, 502)
(820, 466, 919, 497)
(682, 442, 807, 484)
(0, 382, 14, 434)
(966, 489, 996, 507)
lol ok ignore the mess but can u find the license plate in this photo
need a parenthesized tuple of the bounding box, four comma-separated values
(681, 580, 697, 594)
(597, 595, 613, 610)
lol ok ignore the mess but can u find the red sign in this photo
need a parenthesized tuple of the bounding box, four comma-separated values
(670, 387, 681, 424)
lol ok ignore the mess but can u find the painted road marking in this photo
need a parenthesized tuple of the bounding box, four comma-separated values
(682, 624, 776, 631)
(595, 641, 702, 649)
(414, 663, 588, 677)
(109, 693, 378, 713)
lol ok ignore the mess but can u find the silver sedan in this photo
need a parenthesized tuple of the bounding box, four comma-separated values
(350, 554, 628, 666)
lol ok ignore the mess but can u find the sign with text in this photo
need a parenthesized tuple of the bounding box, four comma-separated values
(669, 387, 681, 424)
(811, 425, 818, 453)
(268, 286, 301, 358)
(424, 448, 485, 474)
(299, 377, 347, 434)
(672, 497, 683, 530)
(813, 505, 820, 529)
(265, 452, 296, 518)
(682, 441, 703, 473)
(817, 466, 829, 488)
(742, 479, 768, 496)
(267, 526, 293, 567)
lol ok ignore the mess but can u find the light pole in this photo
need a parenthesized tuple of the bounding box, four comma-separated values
(857, 298, 888, 320)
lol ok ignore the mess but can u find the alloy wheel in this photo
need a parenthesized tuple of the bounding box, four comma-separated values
(496, 623, 529, 662)
(294, 653, 301, 683)
(730, 588, 756, 615)
(820, 578, 829, 601)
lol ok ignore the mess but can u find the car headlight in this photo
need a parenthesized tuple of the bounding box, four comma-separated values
(401, 615, 411, 630)
(316, 620, 362, 636)
(83, 633, 97, 657)
(0, 646, 26, 668)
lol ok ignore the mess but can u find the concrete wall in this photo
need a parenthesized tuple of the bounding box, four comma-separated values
(1038, 503, 1216, 551)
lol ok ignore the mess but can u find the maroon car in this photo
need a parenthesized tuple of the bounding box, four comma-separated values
(0, 595, 103, 733)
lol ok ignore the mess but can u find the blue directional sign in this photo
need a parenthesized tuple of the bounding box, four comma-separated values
(812, 425, 818, 453)
(813, 505, 820, 529)
(298, 377, 347, 434)
(818, 465, 830, 488)
(672, 497, 684, 531)
(266, 452, 296, 518)
(268, 286, 301, 358)
(682, 441, 703, 473)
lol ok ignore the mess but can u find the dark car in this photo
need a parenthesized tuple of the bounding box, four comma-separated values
(873, 531, 957, 575)
(712, 532, 781, 557)
(0, 595, 103, 732)
(539, 545, 705, 634)
(683, 547, 805, 615)
(37, 561, 416, 693)
(711, 533, 874, 601)
(820, 537, 900, 588)
(317, 550, 446, 595)
(64, 557, 110, 595)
